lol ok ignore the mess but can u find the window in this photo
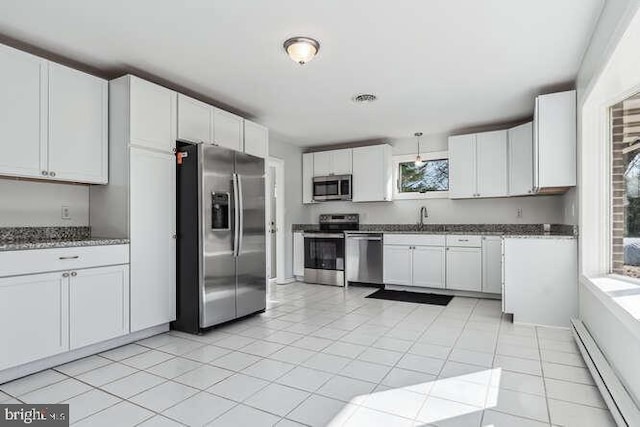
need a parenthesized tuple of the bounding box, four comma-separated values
(611, 93, 640, 278)
(393, 151, 449, 199)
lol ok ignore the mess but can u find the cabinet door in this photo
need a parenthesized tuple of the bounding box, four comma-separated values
(412, 246, 445, 289)
(313, 151, 333, 176)
(213, 108, 243, 151)
(244, 120, 268, 159)
(130, 76, 177, 153)
(508, 122, 534, 196)
(0, 272, 68, 370)
(70, 265, 129, 349)
(302, 153, 315, 204)
(534, 91, 577, 189)
(177, 94, 211, 144)
(383, 245, 412, 286)
(448, 134, 476, 198)
(446, 247, 482, 291)
(476, 130, 508, 197)
(48, 63, 108, 184)
(0, 44, 47, 179)
(130, 148, 176, 332)
(293, 232, 305, 277)
(352, 145, 392, 202)
(332, 149, 353, 175)
(482, 237, 502, 294)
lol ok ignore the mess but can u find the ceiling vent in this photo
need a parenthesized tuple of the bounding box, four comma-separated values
(352, 94, 378, 104)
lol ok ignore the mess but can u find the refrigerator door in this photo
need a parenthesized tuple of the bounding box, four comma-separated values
(235, 151, 266, 317)
(200, 144, 237, 327)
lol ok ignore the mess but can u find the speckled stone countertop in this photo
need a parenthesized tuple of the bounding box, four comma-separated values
(0, 227, 129, 252)
(293, 223, 577, 239)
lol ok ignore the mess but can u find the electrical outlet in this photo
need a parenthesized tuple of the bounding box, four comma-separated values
(61, 206, 71, 220)
(516, 208, 523, 218)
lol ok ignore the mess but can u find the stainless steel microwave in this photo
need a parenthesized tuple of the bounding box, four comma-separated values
(313, 175, 352, 201)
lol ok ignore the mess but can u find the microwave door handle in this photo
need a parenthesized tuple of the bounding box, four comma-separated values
(233, 173, 240, 257)
(237, 174, 244, 256)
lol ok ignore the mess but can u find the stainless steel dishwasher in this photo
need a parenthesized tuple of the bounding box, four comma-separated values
(346, 233, 383, 285)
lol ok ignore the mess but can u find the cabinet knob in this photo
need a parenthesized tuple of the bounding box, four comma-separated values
(172, 147, 177, 153)
(41, 171, 49, 176)
(49, 171, 56, 177)
(172, 234, 177, 239)
(62, 272, 69, 278)
(71, 271, 77, 277)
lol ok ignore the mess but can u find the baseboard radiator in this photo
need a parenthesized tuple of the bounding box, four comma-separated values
(572, 319, 640, 427)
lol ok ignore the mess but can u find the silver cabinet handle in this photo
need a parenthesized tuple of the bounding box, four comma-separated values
(42, 171, 49, 176)
(62, 272, 69, 278)
(59, 256, 79, 260)
(49, 171, 56, 177)
(172, 233, 177, 239)
(71, 271, 77, 277)
(458, 239, 469, 242)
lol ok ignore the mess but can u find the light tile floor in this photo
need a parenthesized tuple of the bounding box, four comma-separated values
(0, 282, 616, 426)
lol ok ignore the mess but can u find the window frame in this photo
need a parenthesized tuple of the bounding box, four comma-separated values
(392, 151, 449, 200)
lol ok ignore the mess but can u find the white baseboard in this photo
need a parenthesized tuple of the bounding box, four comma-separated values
(572, 318, 638, 427)
(276, 277, 297, 285)
(0, 324, 169, 384)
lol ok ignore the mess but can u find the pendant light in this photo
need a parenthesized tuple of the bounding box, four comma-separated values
(414, 132, 424, 166)
(283, 37, 320, 64)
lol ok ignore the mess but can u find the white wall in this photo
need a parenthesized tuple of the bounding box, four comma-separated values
(269, 134, 310, 279)
(0, 179, 89, 227)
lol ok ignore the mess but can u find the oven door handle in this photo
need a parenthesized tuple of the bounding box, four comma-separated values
(303, 233, 345, 239)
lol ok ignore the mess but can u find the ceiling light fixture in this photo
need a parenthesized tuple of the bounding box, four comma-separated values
(414, 132, 424, 167)
(283, 37, 320, 64)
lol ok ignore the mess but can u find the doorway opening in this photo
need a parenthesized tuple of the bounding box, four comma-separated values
(266, 157, 286, 284)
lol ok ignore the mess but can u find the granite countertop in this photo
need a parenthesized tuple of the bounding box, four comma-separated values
(0, 227, 130, 252)
(294, 223, 577, 239)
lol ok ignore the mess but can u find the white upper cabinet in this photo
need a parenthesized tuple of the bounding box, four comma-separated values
(177, 94, 211, 144)
(352, 144, 392, 202)
(0, 44, 46, 179)
(534, 90, 576, 191)
(243, 120, 268, 159)
(302, 153, 315, 204)
(312, 149, 352, 176)
(47, 63, 108, 184)
(476, 130, 508, 198)
(508, 122, 534, 196)
(313, 151, 333, 176)
(0, 43, 107, 184)
(130, 76, 176, 153)
(213, 108, 244, 151)
(448, 134, 476, 198)
(449, 130, 507, 199)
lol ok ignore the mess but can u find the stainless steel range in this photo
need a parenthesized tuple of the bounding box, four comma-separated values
(303, 214, 359, 287)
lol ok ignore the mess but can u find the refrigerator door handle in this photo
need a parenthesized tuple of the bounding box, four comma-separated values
(237, 173, 244, 256)
(233, 173, 240, 257)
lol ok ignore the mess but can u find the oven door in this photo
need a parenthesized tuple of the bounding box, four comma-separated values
(303, 233, 345, 286)
(313, 175, 351, 201)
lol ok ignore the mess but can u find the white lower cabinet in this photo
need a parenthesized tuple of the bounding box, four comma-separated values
(0, 272, 68, 371)
(482, 236, 503, 294)
(383, 245, 412, 286)
(293, 232, 305, 277)
(412, 246, 445, 289)
(69, 265, 129, 349)
(446, 247, 482, 291)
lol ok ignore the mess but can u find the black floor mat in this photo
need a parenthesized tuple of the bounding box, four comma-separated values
(365, 289, 453, 306)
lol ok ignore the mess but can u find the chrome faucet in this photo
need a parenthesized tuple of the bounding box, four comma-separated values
(419, 206, 428, 226)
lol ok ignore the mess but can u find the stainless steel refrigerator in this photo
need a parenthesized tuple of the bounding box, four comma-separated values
(174, 142, 266, 333)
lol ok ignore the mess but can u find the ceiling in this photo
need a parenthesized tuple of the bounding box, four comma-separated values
(0, 0, 604, 146)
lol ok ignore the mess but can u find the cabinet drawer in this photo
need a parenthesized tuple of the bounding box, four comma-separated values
(0, 244, 129, 277)
(384, 234, 445, 246)
(446, 235, 482, 247)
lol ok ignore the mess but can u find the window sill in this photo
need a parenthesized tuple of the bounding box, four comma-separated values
(581, 274, 640, 341)
(393, 191, 449, 200)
